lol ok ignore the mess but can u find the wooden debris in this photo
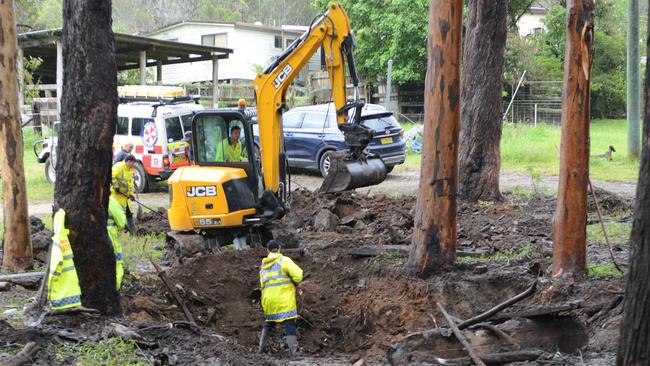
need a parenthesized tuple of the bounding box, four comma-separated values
(457, 280, 537, 330)
(434, 350, 544, 366)
(150, 259, 197, 326)
(203, 308, 218, 327)
(470, 323, 520, 350)
(5, 342, 40, 366)
(437, 303, 486, 366)
(348, 246, 488, 258)
(491, 300, 583, 321)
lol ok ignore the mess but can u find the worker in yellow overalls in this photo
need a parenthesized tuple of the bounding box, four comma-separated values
(47, 206, 125, 310)
(111, 154, 136, 232)
(47, 209, 82, 310)
(258, 240, 303, 359)
(108, 196, 127, 289)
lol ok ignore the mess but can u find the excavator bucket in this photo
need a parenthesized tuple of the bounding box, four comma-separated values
(319, 151, 387, 193)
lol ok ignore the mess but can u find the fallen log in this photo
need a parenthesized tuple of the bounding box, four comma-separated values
(150, 259, 197, 327)
(437, 303, 486, 366)
(457, 280, 537, 330)
(434, 350, 544, 366)
(490, 300, 583, 321)
(0, 272, 45, 281)
(347, 246, 488, 258)
(6, 342, 40, 366)
(470, 323, 520, 350)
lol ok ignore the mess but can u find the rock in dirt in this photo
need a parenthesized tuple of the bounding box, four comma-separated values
(0, 282, 12, 292)
(313, 209, 338, 232)
(270, 227, 299, 248)
(167, 231, 206, 257)
(30, 216, 53, 256)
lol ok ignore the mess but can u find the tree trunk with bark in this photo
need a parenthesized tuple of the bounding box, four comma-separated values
(54, 0, 120, 315)
(617, 5, 650, 362)
(551, 0, 594, 278)
(0, 0, 33, 271)
(407, 0, 462, 276)
(459, 0, 508, 202)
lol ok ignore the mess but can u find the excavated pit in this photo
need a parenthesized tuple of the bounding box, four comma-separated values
(118, 189, 630, 362)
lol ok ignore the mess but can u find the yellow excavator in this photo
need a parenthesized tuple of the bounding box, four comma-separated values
(167, 2, 386, 248)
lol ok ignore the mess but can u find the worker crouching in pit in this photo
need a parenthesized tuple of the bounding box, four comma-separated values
(258, 240, 304, 360)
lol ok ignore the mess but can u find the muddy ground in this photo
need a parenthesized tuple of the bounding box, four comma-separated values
(0, 187, 631, 365)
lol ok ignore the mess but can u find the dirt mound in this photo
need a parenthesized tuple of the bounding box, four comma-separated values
(30, 216, 54, 262)
(136, 209, 169, 235)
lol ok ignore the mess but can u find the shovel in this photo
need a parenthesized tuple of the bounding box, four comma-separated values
(135, 191, 143, 221)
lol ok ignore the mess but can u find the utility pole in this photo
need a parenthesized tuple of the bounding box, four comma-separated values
(552, 0, 595, 279)
(627, 0, 641, 158)
(0, 0, 33, 271)
(385, 59, 393, 111)
(407, 0, 462, 276)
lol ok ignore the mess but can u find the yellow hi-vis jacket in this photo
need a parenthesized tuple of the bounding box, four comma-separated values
(260, 252, 303, 322)
(47, 209, 82, 310)
(108, 196, 126, 289)
(110, 161, 135, 209)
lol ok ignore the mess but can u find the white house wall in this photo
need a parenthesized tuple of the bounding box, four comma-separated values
(518, 13, 546, 36)
(147, 23, 321, 84)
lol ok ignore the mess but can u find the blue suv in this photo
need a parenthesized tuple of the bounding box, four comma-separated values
(255, 103, 406, 177)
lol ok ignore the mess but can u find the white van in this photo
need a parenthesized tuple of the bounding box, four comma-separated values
(35, 86, 204, 192)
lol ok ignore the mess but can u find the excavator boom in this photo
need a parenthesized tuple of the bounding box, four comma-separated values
(253, 2, 387, 194)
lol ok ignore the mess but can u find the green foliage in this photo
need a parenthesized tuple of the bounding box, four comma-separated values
(587, 220, 632, 248)
(587, 263, 625, 278)
(506, 0, 632, 119)
(458, 244, 537, 264)
(314, 0, 428, 84)
(50, 337, 151, 366)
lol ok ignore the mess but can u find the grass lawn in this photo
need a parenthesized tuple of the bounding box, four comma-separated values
(0, 127, 54, 203)
(398, 119, 639, 183)
(501, 119, 639, 182)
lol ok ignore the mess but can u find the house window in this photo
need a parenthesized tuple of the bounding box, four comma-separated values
(274, 35, 282, 48)
(202, 33, 228, 48)
(285, 38, 296, 48)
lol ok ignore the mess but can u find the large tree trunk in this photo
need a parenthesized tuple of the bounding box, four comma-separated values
(551, 0, 594, 278)
(617, 5, 650, 363)
(0, 0, 33, 271)
(54, 0, 120, 315)
(407, 0, 462, 276)
(459, 0, 508, 202)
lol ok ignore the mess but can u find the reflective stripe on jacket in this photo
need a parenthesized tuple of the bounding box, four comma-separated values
(260, 252, 303, 322)
(47, 209, 82, 311)
(108, 196, 126, 289)
(110, 161, 135, 209)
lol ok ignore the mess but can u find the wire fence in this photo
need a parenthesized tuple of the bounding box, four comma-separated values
(505, 81, 563, 125)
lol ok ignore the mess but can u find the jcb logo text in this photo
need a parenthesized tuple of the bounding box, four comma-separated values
(186, 186, 217, 197)
(273, 64, 293, 89)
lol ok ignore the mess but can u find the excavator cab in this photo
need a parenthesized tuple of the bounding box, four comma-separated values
(167, 109, 283, 247)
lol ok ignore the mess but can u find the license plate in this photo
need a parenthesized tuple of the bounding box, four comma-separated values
(380, 137, 393, 145)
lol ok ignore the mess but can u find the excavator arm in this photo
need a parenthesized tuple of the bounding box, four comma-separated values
(253, 2, 387, 195)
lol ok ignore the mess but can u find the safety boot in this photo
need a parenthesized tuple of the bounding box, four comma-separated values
(286, 335, 302, 360)
(258, 328, 270, 353)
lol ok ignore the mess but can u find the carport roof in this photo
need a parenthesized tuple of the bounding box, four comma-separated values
(18, 28, 232, 81)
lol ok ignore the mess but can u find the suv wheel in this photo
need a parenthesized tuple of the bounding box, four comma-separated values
(319, 151, 334, 178)
(133, 162, 149, 193)
(385, 165, 394, 174)
(44, 157, 56, 184)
